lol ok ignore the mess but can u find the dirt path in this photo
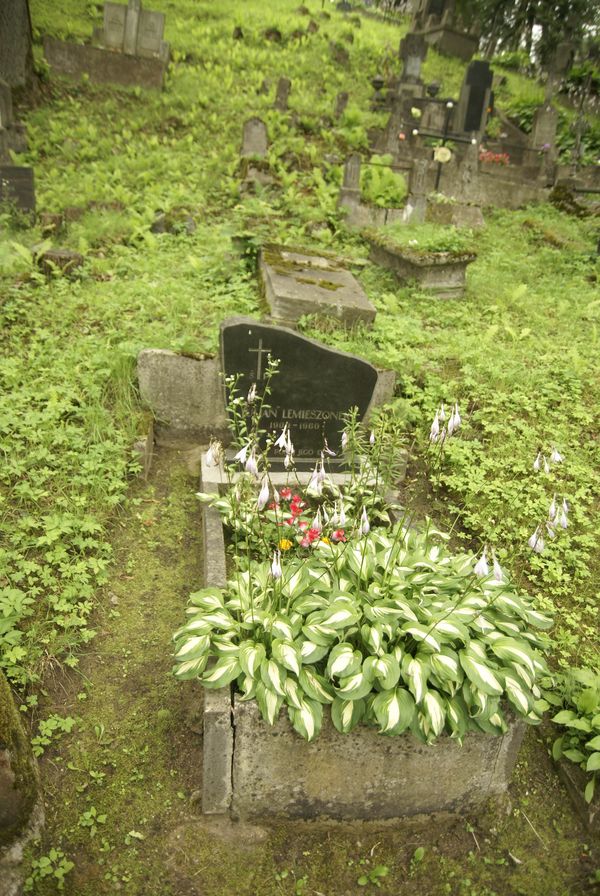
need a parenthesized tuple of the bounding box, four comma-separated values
(27, 450, 595, 896)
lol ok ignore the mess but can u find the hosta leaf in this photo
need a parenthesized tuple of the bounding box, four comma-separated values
(188, 589, 224, 610)
(552, 736, 564, 760)
(430, 648, 462, 683)
(283, 676, 303, 710)
(292, 594, 329, 614)
(586, 752, 600, 772)
(447, 695, 469, 742)
(403, 655, 429, 704)
(372, 687, 415, 734)
(552, 710, 577, 725)
(174, 634, 210, 661)
(239, 642, 266, 678)
(326, 643, 361, 679)
(504, 674, 531, 716)
(299, 668, 335, 704)
(260, 658, 287, 696)
(459, 651, 503, 697)
(402, 624, 441, 652)
(255, 682, 283, 725)
(331, 696, 366, 733)
(490, 638, 536, 676)
(565, 718, 592, 733)
(272, 639, 301, 676)
(201, 655, 241, 689)
(563, 749, 586, 763)
(423, 691, 446, 737)
(270, 616, 295, 641)
(288, 697, 323, 741)
(585, 777, 596, 803)
(335, 670, 373, 701)
(299, 639, 329, 664)
(200, 610, 234, 630)
(173, 655, 208, 680)
(238, 674, 258, 701)
(430, 618, 469, 642)
(524, 609, 553, 630)
(363, 654, 400, 690)
(317, 599, 360, 630)
(301, 622, 337, 647)
(174, 619, 212, 638)
(586, 735, 600, 751)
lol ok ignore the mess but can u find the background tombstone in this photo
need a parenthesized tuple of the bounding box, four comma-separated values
(334, 91, 349, 118)
(402, 158, 428, 222)
(0, 165, 35, 215)
(455, 60, 493, 136)
(241, 117, 268, 159)
(101, 0, 167, 59)
(0, 0, 34, 87)
(399, 32, 428, 85)
(220, 317, 379, 461)
(0, 80, 27, 163)
(274, 77, 291, 112)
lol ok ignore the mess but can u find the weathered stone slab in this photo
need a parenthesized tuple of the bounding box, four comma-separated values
(258, 245, 376, 327)
(137, 350, 228, 444)
(43, 36, 167, 89)
(367, 240, 475, 298)
(38, 248, 84, 277)
(0, 165, 35, 215)
(202, 694, 526, 820)
(221, 316, 378, 459)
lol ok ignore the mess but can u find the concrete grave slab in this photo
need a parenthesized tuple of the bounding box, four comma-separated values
(43, 36, 168, 89)
(0, 166, 35, 215)
(259, 244, 376, 327)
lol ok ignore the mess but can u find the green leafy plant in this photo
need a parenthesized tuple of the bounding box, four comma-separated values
(24, 848, 74, 892)
(360, 154, 407, 208)
(547, 666, 600, 803)
(365, 222, 476, 258)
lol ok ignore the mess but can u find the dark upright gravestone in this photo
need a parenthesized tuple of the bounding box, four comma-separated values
(455, 60, 493, 135)
(220, 317, 378, 461)
(0, 165, 35, 215)
(399, 32, 428, 83)
(274, 77, 291, 112)
(0, 0, 34, 87)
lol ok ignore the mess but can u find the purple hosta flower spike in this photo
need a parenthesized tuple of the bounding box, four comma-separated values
(317, 454, 327, 484)
(234, 442, 250, 465)
(429, 411, 440, 443)
(439, 402, 446, 422)
(274, 424, 288, 451)
(323, 439, 336, 457)
(543, 456, 550, 474)
(439, 425, 447, 445)
(339, 502, 348, 527)
(533, 452, 541, 472)
(247, 383, 257, 404)
(546, 520, 556, 539)
(559, 499, 568, 529)
(369, 431, 375, 446)
(308, 463, 322, 496)
(474, 548, 489, 577)
(245, 449, 259, 478)
(360, 507, 370, 536)
(448, 403, 461, 436)
(528, 526, 545, 554)
(284, 452, 292, 471)
(492, 550, 505, 582)
(548, 495, 557, 521)
(273, 487, 280, 506)
(550, 447, 563, 463)
(312, 508, 322, 532)
(257, 477, 269, 511)
(271, 550, 282, 580)
(341, 431, 349, 451)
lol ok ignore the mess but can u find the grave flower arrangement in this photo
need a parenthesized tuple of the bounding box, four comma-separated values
(173, 369, 552, 742)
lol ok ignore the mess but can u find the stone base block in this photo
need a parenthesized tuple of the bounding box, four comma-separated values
(43, 37, 168, 90)
(367, 241, 475, 298)
(202, 690, 526, 820)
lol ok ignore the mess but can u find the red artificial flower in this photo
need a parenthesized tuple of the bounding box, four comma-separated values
(332, 528, 346, 542)
(298, 520, 309, 532)
(280, 487, 292, 500)
(307, 527, 321, 543)
(300, 536, 310, 548)
(267, 501, 276, 510)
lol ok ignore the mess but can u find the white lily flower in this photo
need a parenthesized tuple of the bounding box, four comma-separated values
(234, 442, 250, 465)
(559, 510, 568, 529)
(429, 411, 440, 443)
(273, 487, 280, 506)
(439, 425, 447, 445)
(533, 452, 541, 471)
(543, 456, 550, 474)
(528, 526, 545, 553)
(369, 431, 375, 446)
(317, 455, 327, 484)
(323, 439, 336, 457)
(473, 548, 489, 577)
(257, 477, 269, 511)
(439, 402, 446, 422)
(562, 497, 569, 514)
(548, 495, 557, 521)
(360, 507, 370, 536)
(546, 520, 556, 539)
(271, 550, 282, 580)
(307, 463, 321, 495)
(550, 447, 563, 463)
(312, 508, 322, 531)
(284, 453, 292, 470)
(341, 431, 349, 451)
(205, 439, 222, 467)
(247, 383, 257, 404)
(286, 431, 295, 457)
(339, 503, 347, 527)
(448, 403, 461, 436)
(274, 425, 288, 450)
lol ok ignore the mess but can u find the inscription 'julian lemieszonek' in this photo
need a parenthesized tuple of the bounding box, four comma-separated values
(220, 317, 378, 457)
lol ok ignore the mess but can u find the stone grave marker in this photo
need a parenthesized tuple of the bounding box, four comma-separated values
(0, 80, 27, 163)
(101, 0, 167, 59)
(241, 117, 268, 158)
(259, 244, 376, 329)
(455, 60, 493, 135)
(0, 165, 35, 215)
(334, 91, 349, 118)
(274, 77, 291, 112)
(220, 316, 379, 460)
(399, 32, 428, 83)
(0, 0, 34, 87)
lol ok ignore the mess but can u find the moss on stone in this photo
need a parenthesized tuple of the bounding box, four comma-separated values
(0, 670, 38, 847)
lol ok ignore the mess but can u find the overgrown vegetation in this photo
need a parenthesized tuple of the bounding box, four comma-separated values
(1, 0, 599, 892)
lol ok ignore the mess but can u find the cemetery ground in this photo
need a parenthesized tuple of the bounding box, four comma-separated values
(1, 0, 599, 893)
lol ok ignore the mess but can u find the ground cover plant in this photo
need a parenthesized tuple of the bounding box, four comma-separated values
(1, 0, 599, 892)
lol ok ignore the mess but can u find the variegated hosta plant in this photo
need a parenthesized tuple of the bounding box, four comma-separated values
(173, 523, 552, 742)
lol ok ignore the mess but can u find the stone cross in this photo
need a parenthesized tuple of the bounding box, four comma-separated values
(248, 338, 272, 381)
(274, 77, 291, 112)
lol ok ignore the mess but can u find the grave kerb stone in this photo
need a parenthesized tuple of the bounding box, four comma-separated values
(241, 117, 268, 158)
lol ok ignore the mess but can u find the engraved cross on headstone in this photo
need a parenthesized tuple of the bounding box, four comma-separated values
(249, 338, 271, 380)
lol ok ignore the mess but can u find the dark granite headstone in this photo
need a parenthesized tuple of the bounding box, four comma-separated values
(0, 165, 35, 214)
(220, 317, 378, 461)
(457, 60, 493, 134)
